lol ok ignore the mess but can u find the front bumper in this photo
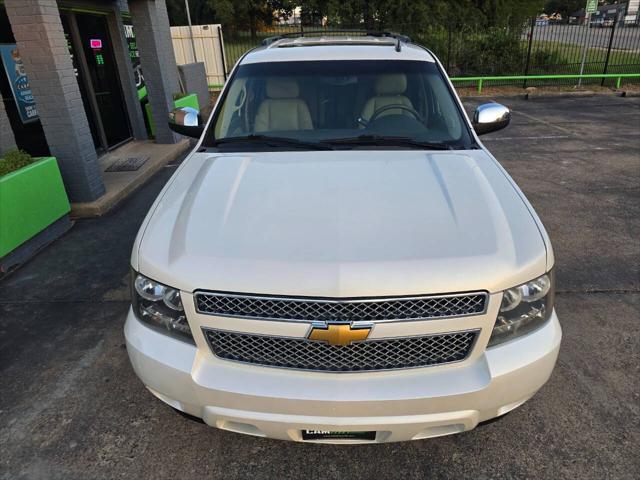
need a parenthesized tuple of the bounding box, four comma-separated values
(124, 307, 561, 444)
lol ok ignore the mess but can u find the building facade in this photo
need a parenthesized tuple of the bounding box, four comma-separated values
(0, 0, 181, 202)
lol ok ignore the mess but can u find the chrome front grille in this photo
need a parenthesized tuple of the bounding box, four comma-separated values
(194, 292, 487, 322)
(203, 329, 479, 372)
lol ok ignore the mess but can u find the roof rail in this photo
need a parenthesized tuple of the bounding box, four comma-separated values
(261, 30, 411, 46)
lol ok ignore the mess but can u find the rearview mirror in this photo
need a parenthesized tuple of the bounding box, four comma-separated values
(472, 103, 511, 135)
(168, 107, 205, 138)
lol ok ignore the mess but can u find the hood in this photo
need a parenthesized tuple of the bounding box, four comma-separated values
(135, 150, 548, 296)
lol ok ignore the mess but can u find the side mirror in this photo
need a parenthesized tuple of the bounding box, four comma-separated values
(168, 107, 205, 138)
(472, 103, 511, 135)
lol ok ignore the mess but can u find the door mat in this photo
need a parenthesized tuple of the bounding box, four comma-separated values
(105, 155, 150, 172)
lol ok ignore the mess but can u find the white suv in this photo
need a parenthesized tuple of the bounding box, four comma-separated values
(126, 33, 561, 443)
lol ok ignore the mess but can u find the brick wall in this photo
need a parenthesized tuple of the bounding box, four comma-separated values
(4, 0, 105, 201)
(129, 0, 180, 144)
(178, 63, 209, 111)
(0, 99, 17, 156)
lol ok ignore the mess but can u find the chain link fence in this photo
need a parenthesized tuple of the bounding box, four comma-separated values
(220, 18, 640, 88)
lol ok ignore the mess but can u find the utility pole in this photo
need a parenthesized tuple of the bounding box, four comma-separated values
(185, 0, 198, 63)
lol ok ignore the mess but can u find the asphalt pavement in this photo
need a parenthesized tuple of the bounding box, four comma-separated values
(0, 95, 638, 479)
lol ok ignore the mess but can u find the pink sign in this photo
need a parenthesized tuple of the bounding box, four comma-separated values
(89, 39, 102, 49)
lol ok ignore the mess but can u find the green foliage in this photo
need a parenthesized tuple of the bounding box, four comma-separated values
(224, 0, 294, 38)
(167, 0, 554, 76)
(166, 0, 294, 38)
(0, 150, 34, 177)
(166, 0, 217, 25)
(543, 0, 584, 16)
(453, 27, 526, 76)
(167, 1, 547, 33)
(299, 0, 545, 30)
(471, 0, 544, 27)
(530, 47, 566, 68)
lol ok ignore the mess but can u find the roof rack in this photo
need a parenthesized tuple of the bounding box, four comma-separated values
(261, 30, 411, 47)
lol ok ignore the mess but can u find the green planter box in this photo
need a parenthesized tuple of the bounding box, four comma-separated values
(145, 93, 200, 136)
(0, 157, 70, 258)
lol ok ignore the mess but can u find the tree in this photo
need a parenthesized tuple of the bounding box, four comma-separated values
(166, 0, 546, 34)
(234, 0, 295, 39)
(166, 0, 217, 25)
(543, 0, 584, 16)
(298, 0, 544, 31)
(165, 0, 295, 39)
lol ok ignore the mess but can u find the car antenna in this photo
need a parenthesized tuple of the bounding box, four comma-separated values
(395, 36, 401, 52)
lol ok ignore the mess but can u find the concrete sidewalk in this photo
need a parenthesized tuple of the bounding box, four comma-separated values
(70, 139, 191, 218)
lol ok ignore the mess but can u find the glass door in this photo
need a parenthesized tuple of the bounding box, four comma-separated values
(60, 13, 102, 150)
(62, 11, 132, 151)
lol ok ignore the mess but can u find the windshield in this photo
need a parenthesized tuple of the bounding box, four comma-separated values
(204, 60, 473, 150)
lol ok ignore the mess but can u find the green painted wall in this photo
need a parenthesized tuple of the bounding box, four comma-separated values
(0, 157, 70, 257)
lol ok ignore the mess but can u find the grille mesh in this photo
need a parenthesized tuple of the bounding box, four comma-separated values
(203, 329, 478, 372)
(195, 292, 487, 322)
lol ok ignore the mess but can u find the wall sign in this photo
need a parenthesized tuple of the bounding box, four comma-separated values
(0, 44, 38, 124)
(123, 18, 146, 100)
(89, 38, 105, 66)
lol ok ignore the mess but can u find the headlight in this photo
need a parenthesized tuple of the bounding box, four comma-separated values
(488, 270, 555, 347)
(131, 271, 194, 344)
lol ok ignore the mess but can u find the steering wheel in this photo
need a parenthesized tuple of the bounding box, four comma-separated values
(369, 104, 424, 124)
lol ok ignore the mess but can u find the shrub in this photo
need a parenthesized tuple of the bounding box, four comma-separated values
(0, 149, 34, 177)
(453, 28, 525, 76)
(529, 49, 569, 74)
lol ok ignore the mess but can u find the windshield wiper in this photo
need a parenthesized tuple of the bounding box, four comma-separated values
(322, 135, 453, 150)
(214, 135, 334, 150)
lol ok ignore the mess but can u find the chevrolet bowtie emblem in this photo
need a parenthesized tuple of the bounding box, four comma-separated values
(307, 322, 372, 346)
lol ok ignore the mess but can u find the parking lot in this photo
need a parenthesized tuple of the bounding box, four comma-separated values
(0, 95, 638, 479)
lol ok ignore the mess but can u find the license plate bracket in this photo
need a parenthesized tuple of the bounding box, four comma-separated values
(301, 430, 376, 441)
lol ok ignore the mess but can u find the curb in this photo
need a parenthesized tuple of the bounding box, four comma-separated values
(459, 89, 640, 100)
(523, 90, 640, 99)
(0, 216, 73, 278)
(70, 139, 191, 218)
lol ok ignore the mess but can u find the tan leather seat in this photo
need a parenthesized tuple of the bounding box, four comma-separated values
(361, 73, 414, 122)
(254, 78, 313, 132)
